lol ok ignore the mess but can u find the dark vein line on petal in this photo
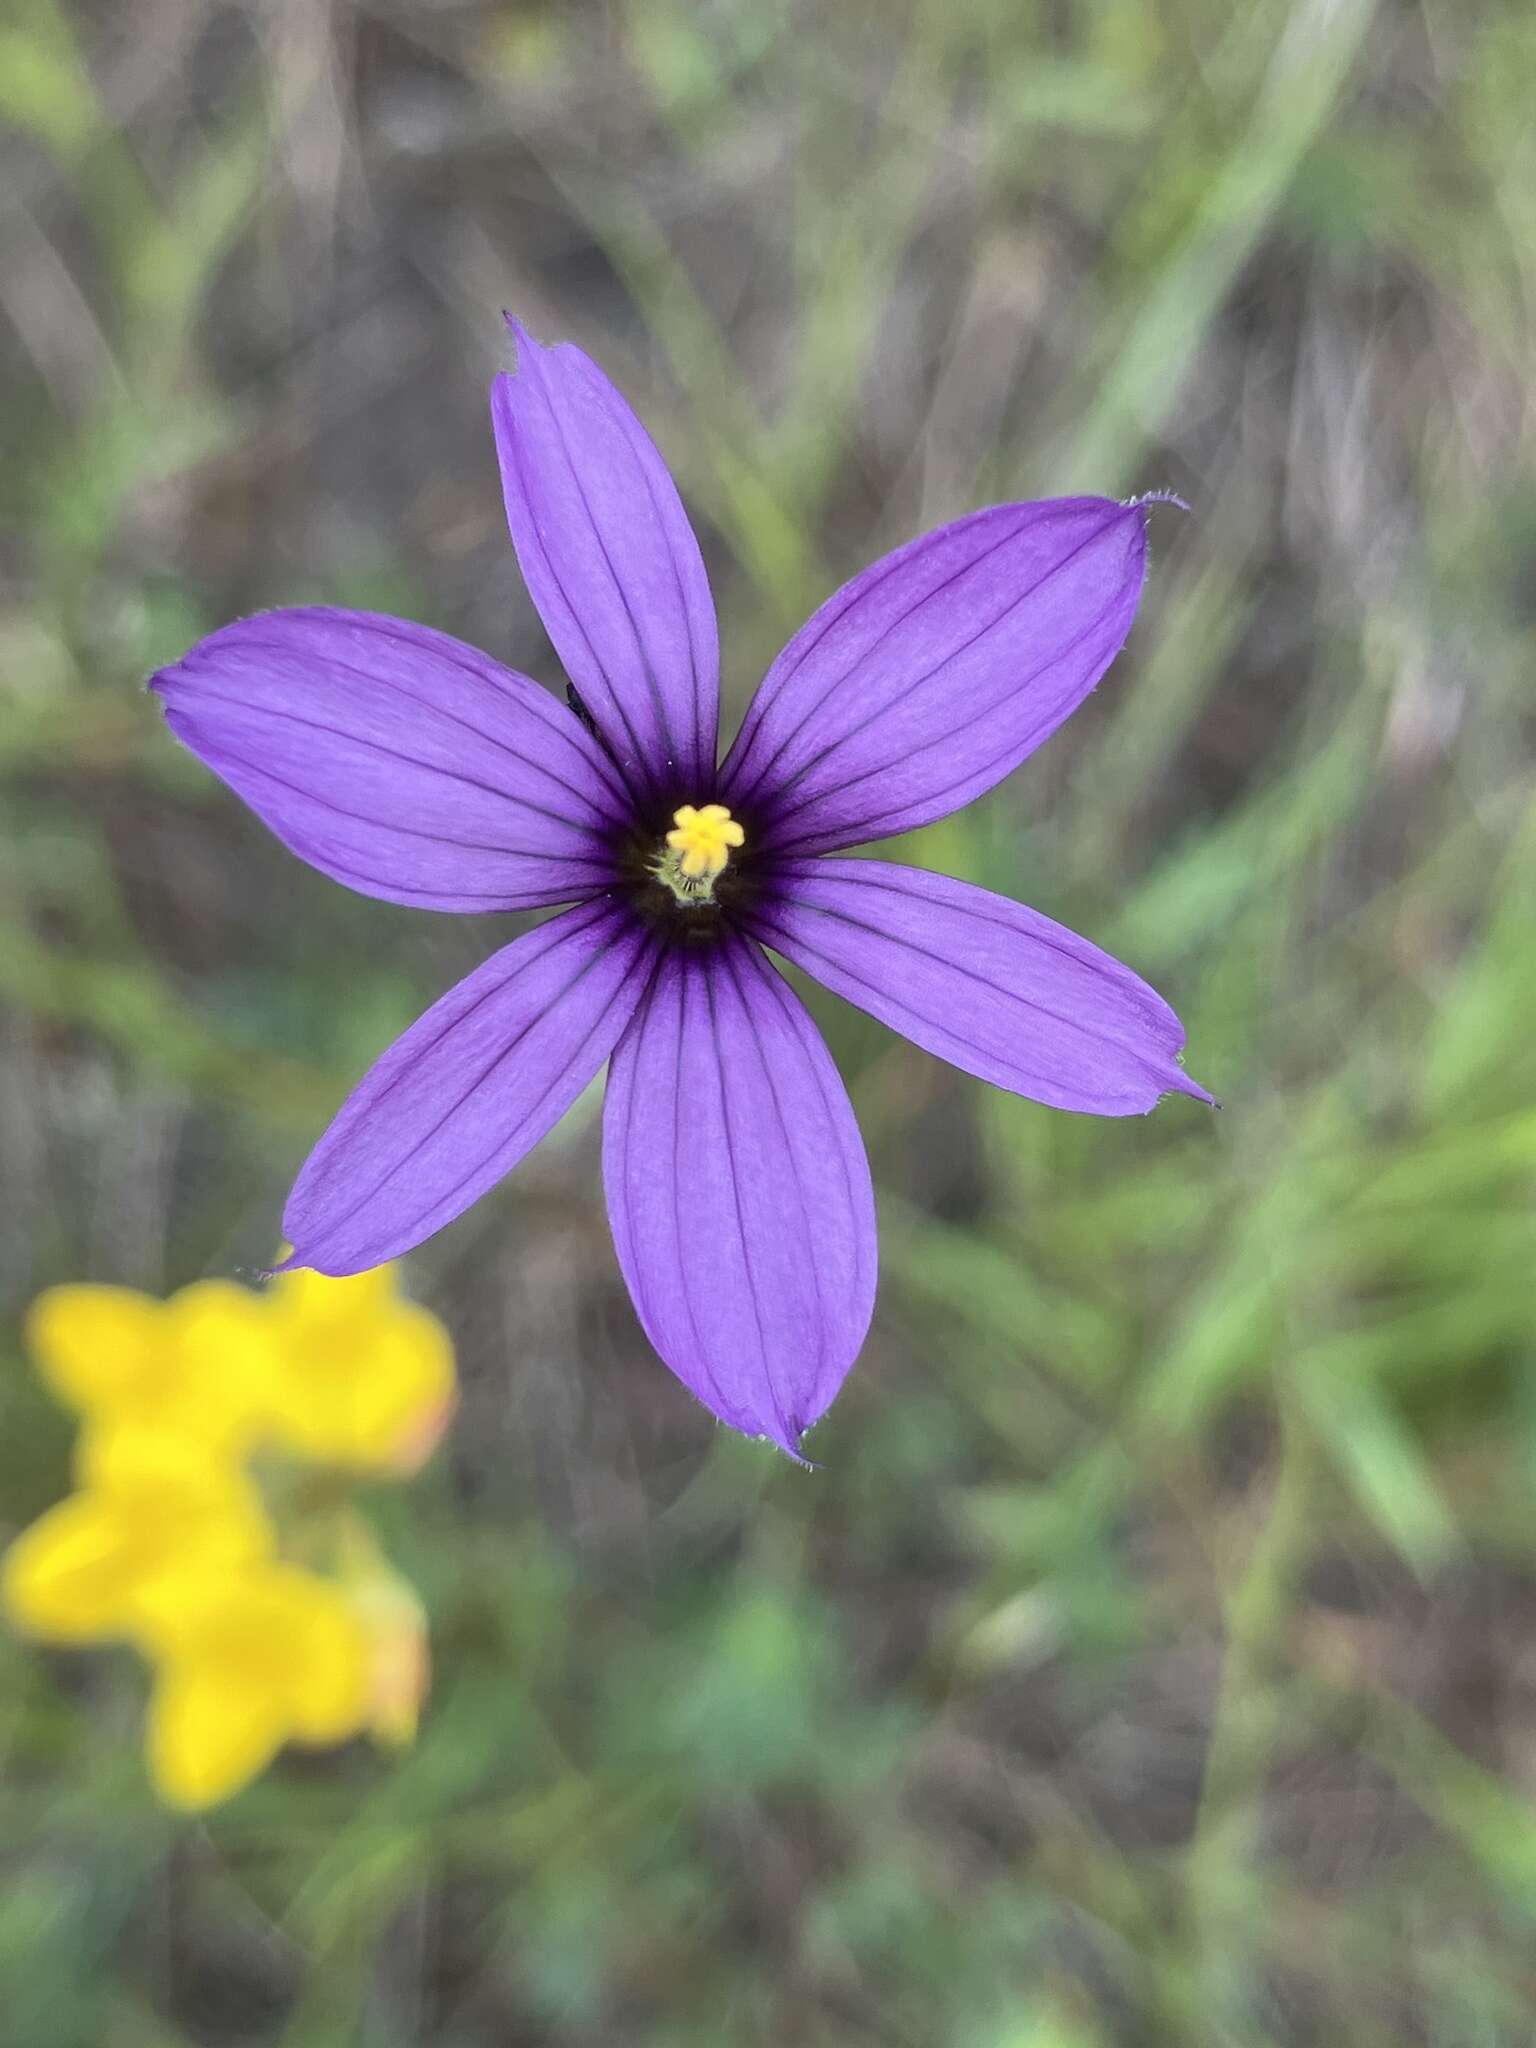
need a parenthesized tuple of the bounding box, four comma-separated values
(617, 393, 716, 779)
(765, 611, 1129, 850)
(722, 512, 1017, 798)
(704, 948, 787, 1446)
(773, 863, 1178, 1032)
(727, 510, 1032, 814)
(199, 630, 629, 826)
(296, 903, 615, 1228)
(748, 900, 1171, 1097)
(668, 958, 727, 1419)
(186, 733, 622, 873)
(310, 611, 635, 817)
(757, 520, 1116, 824)
(726, 943, 829, 1421)
(384, 940, 649, 1249)
(497, 379, 651, 810)
(173, 691, 618, 847)
(751, 944, 875, 1337)
(540, 372, 681, 790)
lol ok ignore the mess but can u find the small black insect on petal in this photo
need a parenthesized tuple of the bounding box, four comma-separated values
(565, 681, 602, 739)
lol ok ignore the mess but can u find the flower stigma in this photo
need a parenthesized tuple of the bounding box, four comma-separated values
(654, 803, 745, 903)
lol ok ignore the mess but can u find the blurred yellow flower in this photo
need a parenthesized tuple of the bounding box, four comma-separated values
(26, 1280, 276, 1454)
(24, 1264, 456, 1477)
(138, 1562, 373, 1810)
(2, 1429, 271, 1643)
(262, 1265, 456, 1474)
(6, 1262, 449, 1809)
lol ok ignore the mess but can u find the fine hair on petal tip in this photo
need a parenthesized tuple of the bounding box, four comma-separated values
(1124, 488, 1191, 514)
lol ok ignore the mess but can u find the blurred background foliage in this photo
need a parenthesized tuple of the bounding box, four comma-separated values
(2, 0, 1535, 2040)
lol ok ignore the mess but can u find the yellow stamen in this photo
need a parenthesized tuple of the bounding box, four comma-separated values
(659, 803, 745, 899)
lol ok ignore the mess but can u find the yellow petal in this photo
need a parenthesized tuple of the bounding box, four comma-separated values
(268, 1264, 401, 1326)
(146, 1661, 291, 1810)
(27, 1279, 278, 1451)
(2, 1494, 143, 1640)
(47, 1442, 274, 1653)
(74, 1426, 271, 1541)
(160, 1280, 282, 1449)
(265, 1281, 456, 1473)
(137, 1563, 371, 1747)
(165, 1277, 277, 1348)
(24, 1285, 164, 1414)
(7, 1460, 271, 1647)
(283, 1575, 374, 1744)
(131, 1561, 273, 1670)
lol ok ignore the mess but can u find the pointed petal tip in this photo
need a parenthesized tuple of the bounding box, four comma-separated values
(1167, 1067, 1217, 1110)
(727, 1412, 821, 1468)
(780, 1420, 826, 1471)
(761, 1409, 823, 1466)
(147, 646, 190, 703)
(775, 1436, 820, 1472)
(500, 312, 540, 360)
(267, 1239, 354, 1280)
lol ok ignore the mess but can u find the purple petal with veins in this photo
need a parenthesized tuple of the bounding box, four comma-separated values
(492, 321, 719, 802)
(751, 859, 1210, 1116)
(602, 935, 876, 1455)
(723, 498, 1147, 853)
(285, 901, 657, 1274)
(152, 608, 627, 911)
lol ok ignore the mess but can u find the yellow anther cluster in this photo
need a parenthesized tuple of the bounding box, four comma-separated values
(665, 803, 745, 883)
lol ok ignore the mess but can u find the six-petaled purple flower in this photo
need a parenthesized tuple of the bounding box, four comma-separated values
(152, 320, 1209, 1457)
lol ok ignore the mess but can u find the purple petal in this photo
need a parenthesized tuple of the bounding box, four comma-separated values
(602, 937, 876, 1456)
(749, 860, 1210, 1115)
(722, 498, 1148, 854)
(285, 901, 658, 1273)
(152, 609, 628, 912)
(492, 322, 719, 801)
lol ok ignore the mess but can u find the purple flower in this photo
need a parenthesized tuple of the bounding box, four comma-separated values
(152, 321, 1208, 1457)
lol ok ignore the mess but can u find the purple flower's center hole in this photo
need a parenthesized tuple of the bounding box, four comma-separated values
(651, 802, 745, 906)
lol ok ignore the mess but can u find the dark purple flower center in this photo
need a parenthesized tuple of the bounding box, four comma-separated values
(611, 791, 769, 947)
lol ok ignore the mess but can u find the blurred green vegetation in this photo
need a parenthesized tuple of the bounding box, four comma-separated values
(3, 0, 1536, 2041)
